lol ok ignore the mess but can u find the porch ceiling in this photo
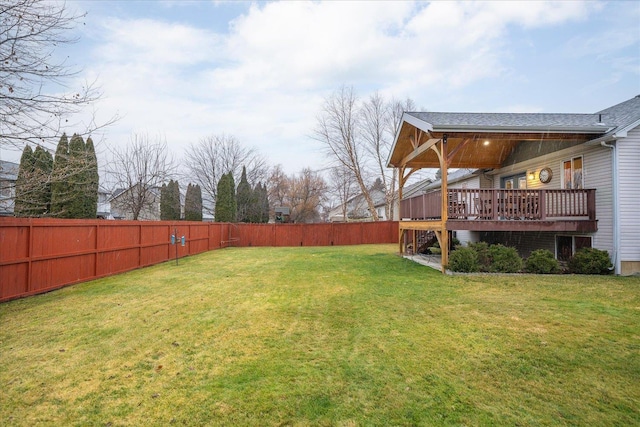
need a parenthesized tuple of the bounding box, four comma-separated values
(388, 120, 603, 170)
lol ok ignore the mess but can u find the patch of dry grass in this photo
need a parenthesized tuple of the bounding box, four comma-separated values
(1, 245, 639, 426)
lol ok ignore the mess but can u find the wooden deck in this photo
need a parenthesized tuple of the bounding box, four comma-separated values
(400, 189, 597, 232)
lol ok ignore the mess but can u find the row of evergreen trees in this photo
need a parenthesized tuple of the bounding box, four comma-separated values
(15, 137, 265, 223)
(14, 134, 98, 218)
(159, 180, 203, 221)
(215, 167, 269, 223)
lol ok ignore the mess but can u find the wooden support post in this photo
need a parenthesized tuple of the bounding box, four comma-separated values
(439, 137, 449, 273)
(412, 229, 416, 254)
(398, 166, 404, 255)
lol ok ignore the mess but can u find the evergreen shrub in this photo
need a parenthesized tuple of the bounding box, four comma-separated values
(469, 242, 491, 268)
(568, 248, 613, 275)
(447, 247, 480, 273)
(525, 249, 560, 274)
(487, 244, 523, 273)
(448, 242, 524, 273)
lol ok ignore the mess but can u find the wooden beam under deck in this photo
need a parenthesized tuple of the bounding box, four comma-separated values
(446, 219, 598, 233)
(400, 220, 444, 231)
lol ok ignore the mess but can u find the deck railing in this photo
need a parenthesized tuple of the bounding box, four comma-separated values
(400, 189, 596, 221)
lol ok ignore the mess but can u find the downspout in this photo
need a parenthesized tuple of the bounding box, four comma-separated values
(600, 140, 619, 274)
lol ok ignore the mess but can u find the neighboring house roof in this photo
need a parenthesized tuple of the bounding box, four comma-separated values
(423, 169, 480, 192)
(110, 188, 127, 200)
(109, 185, 161, 202)
(334, 188, 386, 208)
(0, 160, 19, 216)
(402, 169, 480, 199)
(275, 206, 290, 215)
(328, 188, 387, 220)
(0, 160, 19, 181)
(402, 179, 432, 199)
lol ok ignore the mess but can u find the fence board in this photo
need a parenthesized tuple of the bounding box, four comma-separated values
(0, 218, 398, 302)
(0, 225, 29, 262)
(303, 223, 332, 246)
(31, 253, 96, 292)
(98, 248, 140, 276)
(99, 224, 140, 250)
(32, 224, 96, 258)
(0, 263, 28, 298)
(275, 224, 305, 247)
(332, 223, 362, 245)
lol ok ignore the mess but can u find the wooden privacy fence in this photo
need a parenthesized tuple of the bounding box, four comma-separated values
(0, 218, 398, 302)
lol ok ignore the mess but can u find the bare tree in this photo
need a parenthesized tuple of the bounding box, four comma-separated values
(288, 168, 327, 223)
(183, 134, 268, 215)
(360, 92, 393, 219)
(367, 95, 416, 220)
(313, 86, 379, 220)
(267, 164, 290, 213)
(263, 166, 327, 223)
(0, 0, 114, 153)
(328, 164, 357, 222)
(107, 134, 176, 220)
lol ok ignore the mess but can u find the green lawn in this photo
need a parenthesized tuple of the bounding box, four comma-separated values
(1, 244, 639, 426)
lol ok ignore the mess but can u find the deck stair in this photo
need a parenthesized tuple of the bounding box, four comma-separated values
(416, 230, 437, 254)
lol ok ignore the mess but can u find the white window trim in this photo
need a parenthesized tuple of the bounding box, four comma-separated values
(560, 155, 584, 190)
(555, 234, 592, 260)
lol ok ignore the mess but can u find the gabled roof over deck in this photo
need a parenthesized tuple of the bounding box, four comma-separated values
(387, 111, 609, 170)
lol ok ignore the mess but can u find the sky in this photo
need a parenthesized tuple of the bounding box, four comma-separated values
(2, 0, 639, 177)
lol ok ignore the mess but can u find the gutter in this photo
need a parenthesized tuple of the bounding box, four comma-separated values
(431, 124, 613, 134)
(600, 140, 620, 274)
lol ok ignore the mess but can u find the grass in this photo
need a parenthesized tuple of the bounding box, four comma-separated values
(1, 244, 639, 426)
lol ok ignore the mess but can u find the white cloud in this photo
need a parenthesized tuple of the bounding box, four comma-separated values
(77, 0, 607, 176)
(98, 18, 222, 66)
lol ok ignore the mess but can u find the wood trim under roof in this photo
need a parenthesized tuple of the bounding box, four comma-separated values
(388, 114, 604, 170)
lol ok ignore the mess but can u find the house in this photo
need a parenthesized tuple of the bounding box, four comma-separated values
(97, 186, 114, 219)
(110, 184, 193, 221)
(0, 160, 18, 216)
(388, 94, 640, 275)
(110, 185, 162, 220)
(274, 206, 290, 223)
(328, 188, 388, 222)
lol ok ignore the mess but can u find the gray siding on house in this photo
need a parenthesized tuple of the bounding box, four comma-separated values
(585, 145, 613, 253)
(489, 142, 614, 254)
(618, 127, 640, 263)
(479, 173, 493, 189)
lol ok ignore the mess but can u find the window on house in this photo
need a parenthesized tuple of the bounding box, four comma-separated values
(556, 235, 592, 261)
(501, 173, 526, 189)
(562, 156, 583, 189)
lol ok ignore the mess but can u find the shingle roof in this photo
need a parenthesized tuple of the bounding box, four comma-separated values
(595, 95, 640, 137)
(402, 169, 480, 199)
(406, 112, 606, 131)
(0, 160, 19, 180)
(406, 95, 640, 135)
